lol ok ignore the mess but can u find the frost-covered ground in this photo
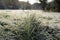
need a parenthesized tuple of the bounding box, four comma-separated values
(0, 10, 60, 40)
(1, 10, 60, 28)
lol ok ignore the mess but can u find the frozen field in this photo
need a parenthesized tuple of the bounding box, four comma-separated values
(0, 10, 60, 28)
(0, 10, 60, 40)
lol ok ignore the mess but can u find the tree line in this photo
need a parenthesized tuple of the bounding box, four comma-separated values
(0, 0, 60, 12)
(39, 0, 60, 12)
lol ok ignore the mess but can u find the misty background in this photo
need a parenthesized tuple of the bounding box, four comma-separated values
(0, 0, 60, 12)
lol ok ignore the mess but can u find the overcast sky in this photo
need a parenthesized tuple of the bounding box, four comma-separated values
(18, 0, 40, 4)
(19, 0, 54, 4)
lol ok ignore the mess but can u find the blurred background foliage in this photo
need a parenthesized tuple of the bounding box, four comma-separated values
(0, 0, 60, 12)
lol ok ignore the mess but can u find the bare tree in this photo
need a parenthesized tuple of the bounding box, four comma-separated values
(39, 0, 47, 10)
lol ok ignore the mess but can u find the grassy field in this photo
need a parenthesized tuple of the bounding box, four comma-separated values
(0, 10, 60, 40)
